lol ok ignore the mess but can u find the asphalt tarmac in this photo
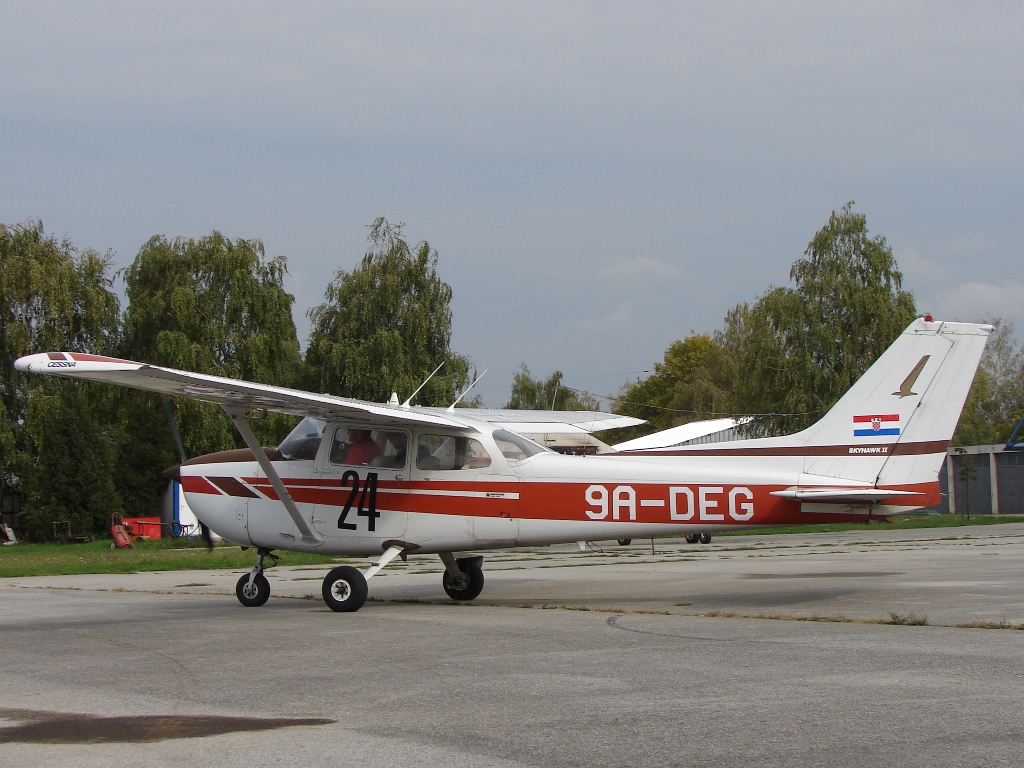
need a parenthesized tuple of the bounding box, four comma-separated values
(2, 524, 1023, 767)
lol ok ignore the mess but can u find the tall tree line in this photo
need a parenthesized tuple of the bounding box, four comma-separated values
(1, 218, 467, 540)
(615, 203, 1023, 444)
(4, 207, 1020, 537)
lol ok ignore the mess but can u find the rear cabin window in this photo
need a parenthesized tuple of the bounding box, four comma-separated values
(330, 427, 409, 468)
(416, 435, 492, 471)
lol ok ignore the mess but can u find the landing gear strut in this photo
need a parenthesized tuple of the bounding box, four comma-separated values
(235, 548, 278, 607)
(439, 553, 485, 601)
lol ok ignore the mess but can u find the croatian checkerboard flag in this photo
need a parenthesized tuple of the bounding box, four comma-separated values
(853, 414, 900, 437)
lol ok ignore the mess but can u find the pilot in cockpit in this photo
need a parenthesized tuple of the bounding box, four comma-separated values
(340, 429, 382, 466)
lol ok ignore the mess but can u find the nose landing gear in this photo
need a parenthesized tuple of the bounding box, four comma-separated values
(235, 548, 278, 607)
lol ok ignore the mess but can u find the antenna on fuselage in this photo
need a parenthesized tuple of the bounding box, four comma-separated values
(400, 362, 445, 408)
(447, 369, 487, 412)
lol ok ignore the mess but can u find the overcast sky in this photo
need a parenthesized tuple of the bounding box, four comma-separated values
(3, 2, 1022, 407)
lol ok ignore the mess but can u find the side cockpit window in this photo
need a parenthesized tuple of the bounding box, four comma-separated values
(492, 429, 548, 462)
(416, 434, 492, 471)
(278, 417, 326, 460)
(329, 427, 409, 468)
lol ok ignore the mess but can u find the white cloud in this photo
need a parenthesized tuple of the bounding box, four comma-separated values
(598, 256, 680, 283)
(926, 280, 1024, 324)
(571, 302, 633, 332)
(894, 246, 946, 285)
(3, 0, 1024, 402)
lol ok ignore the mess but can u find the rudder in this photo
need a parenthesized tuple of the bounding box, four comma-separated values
(795, 318, 991, 486)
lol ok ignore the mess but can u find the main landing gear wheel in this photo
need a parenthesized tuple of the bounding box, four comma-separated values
(699, 533, 712, 544)
(443, 557, 485, 601)
(322, 566, 368, 613)
(685, 534, 700, 544)
(236, 573, 271, 607)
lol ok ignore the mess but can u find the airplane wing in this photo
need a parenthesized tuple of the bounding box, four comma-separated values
(14, 352, 645, 434)
(430, 408, 645, 434)
(14, 352, 467, 428)
(613, 418, 739, 450)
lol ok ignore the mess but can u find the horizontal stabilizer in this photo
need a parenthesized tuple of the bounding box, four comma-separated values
(771, 487, 919, 504)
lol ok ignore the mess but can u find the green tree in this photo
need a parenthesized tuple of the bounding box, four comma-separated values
(730, 202, 917, 435)
(614, 333, 736, 437)
(21, 383, 121, 539)
(953, 319, 1024, 445)
(505, 365, 600, 410)
(119, 231, 302, 469)
(306, 218, 470, 405)
(0, 220, 121, 538)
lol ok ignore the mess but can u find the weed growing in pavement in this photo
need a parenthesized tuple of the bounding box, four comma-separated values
(955, 619, 1024, 630)
(887, 611, 928, 626)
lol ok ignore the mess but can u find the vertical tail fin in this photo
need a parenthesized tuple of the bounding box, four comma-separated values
(793, 318, 992, 486)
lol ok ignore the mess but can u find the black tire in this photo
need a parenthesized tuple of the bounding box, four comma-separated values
(684, 534, 699, 544)
(699, 533, 712, 544)
(235, 573, 271, 607)
(617, 539, 632, 546)
(322, 566, 368, 613)
(443, 559, 485, 601)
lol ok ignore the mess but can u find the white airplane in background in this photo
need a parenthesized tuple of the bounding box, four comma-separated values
(15, 317, 990, 613)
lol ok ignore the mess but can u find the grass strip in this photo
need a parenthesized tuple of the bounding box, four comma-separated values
(0, 539, 338, 578)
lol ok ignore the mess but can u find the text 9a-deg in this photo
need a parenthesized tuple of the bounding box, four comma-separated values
(337, 471, 380, 531)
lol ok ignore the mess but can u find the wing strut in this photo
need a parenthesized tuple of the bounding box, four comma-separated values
(222, 406, 324, 547)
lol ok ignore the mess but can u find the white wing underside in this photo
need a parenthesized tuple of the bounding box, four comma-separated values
(446, 409, 643, 433)
(14, 353, 644, 435)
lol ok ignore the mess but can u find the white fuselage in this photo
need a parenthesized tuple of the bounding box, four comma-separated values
(180, 417, 934, 557)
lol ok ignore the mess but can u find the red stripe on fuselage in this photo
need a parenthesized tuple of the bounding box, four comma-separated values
(615, 440, 948, 458)
(181, 475, 223, 495)
(204, 475, 938, 527)
(208, 476, 260, 498)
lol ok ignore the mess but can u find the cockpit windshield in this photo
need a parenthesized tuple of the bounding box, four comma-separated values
(278, 416, 326, 460)
(492, 429, 550, 462)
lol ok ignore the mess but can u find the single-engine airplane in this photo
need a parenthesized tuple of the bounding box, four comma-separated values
(15, 317, 990, 612)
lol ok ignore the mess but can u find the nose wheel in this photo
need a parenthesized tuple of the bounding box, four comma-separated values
(235, 548, 277, 607)
(236, 572, 270, 606)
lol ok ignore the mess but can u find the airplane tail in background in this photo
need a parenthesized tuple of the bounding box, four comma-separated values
(788, 318, 992, 489)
